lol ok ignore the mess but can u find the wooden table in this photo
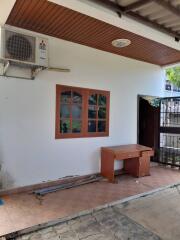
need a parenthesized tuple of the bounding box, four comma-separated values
(101, 144, 154, 182)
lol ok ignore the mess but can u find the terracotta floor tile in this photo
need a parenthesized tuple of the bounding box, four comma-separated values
(0, 166, 180, 237)
(0, 207, 14, 236)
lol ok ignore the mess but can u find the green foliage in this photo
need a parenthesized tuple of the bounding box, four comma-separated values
(166, 66, 180, 88)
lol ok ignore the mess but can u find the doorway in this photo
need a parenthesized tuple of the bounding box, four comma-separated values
(138, 95, 180, 168)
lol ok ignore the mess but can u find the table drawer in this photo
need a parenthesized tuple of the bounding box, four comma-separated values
(116, 151, 140, 160)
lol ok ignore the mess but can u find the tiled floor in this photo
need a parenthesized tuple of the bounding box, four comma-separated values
(0, 166, 180, 237)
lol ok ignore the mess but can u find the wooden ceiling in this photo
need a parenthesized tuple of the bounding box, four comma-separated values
(6, 0, 180, 66)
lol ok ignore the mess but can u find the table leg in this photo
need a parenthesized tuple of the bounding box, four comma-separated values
(139, 156, 151, 177)
(101, 150, 115, 182)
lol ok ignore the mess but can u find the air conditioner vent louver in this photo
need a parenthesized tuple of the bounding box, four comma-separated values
(6, 35, 32, 61)
(5, 30, 35, 63)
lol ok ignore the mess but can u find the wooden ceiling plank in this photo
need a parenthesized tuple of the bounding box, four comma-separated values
(39, 4, 67, 34)
(53, 6, 123, 42)
(64, 17, 138, 47)
(16, 0, 37, 26)
(71, 19, 109, 42)
(51, 11, 82, 37)
(35, 4, 59, 32)
(42, 9, 69, 35)
(58, 15, 116, 42)
(18, 0, 42, 28)
(42, 6, 73, 36)
(27, 0, 51, 31)
(19, 0, 48, 29)
(6, 0, 26, 25)
(69, 25, 116, 46)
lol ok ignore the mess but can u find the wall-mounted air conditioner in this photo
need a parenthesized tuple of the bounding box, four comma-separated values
(0, 26, 48, 68)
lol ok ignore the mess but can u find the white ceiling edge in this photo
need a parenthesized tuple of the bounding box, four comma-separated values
(163, 62, 180, 69)
(49, 0, 180, 51)
(0, 0, 16, 25)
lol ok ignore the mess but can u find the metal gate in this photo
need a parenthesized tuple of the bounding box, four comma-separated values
(157, 97, 180, 168)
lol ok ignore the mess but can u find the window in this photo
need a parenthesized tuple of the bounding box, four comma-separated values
(56, 85, 110, 138)
(165, 80, 180, 92)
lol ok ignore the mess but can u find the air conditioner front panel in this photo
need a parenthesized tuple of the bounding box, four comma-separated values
(5, 30, 36, 64)
(36, 38, 48, 67)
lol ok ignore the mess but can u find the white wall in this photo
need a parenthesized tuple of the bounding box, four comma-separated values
(0, 35, 164, 189)
(0, 0, 16, 25)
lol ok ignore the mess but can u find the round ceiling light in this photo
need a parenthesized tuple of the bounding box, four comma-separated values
(112, 39, 131, 48)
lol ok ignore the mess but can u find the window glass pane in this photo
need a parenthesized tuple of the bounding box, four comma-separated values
(98, 94, 106, 106)
(72, 105, 82, 119)
(98, 121, 106, 132)
(88, 120, 96, 132)
(72, 91, 82, 104)
(60, 120, 71, 133)
(89, 94, 97, 105)
(60, 104, 70, 118)
(72, 120, 82, 133)
(98, 107, 106, 119)
(88, 106, 97, 119)
(60, 91, 71, 103)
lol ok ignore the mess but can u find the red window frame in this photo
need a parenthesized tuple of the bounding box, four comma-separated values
(55, 85, 110, 139)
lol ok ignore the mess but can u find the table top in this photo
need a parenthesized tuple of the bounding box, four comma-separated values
(101, 144, 152, 153)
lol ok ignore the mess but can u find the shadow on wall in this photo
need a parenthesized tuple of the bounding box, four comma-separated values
(0, 156, 14, 190)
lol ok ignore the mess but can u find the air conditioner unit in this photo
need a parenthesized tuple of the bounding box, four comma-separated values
(0, 26, 48, 68)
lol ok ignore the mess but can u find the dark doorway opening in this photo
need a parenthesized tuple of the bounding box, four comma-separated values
(138, 95, 180, 169)
(138, 95, 160, 161)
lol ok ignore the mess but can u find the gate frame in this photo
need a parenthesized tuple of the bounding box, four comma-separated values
(158, 96, 180, 169)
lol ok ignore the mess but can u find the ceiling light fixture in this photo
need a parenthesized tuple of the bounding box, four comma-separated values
(112, 39, 131, 48)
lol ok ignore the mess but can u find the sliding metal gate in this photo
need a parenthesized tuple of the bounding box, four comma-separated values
(157, 97, 180, 168)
